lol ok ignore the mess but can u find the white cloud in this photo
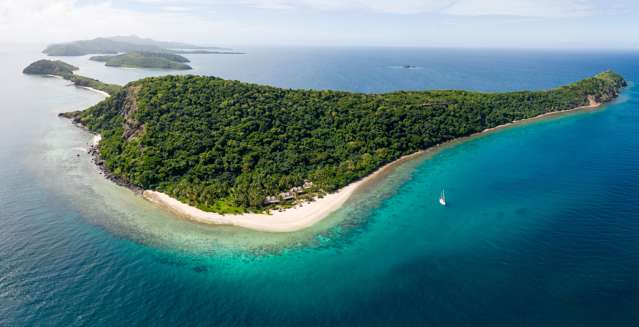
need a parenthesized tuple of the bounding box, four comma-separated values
(0, 0, 625, 48)
(241, 0, 450, 13)
(239, 0, 598, 17)
(0, 0, 234, 44)
(444, 0, 595, 17)
(161, 6, 192, 12)
(130, 0, 601, 17)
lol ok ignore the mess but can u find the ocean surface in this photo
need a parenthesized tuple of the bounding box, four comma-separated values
(1, 45, 639, 326)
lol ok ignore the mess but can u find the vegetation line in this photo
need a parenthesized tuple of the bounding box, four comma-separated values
(133, 95, 607, 232)
(60, 70, 626, 215)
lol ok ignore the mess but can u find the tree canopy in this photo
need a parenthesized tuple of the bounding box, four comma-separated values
(23, 59, 78, 76)
(89, 52, 192, 70)
(64, 71, 626, 213)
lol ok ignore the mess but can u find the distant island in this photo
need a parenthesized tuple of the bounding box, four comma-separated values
(90, 52, 192, 70)
(59, 71, 626, 230)
(23, 59, 78, 76)
(23, 60, 121, 96)
(43, 35, 241, 56)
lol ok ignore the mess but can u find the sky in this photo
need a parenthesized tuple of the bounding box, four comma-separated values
(1, 0, 638, 49)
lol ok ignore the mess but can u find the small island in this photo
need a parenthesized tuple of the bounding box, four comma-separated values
(58, 71, 626, 231)
(89, 52, 192, 70)
(23, 59, 121, 96)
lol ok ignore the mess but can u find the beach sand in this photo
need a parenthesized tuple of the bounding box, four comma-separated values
(140, 97, 602, 232)
(143, 148, 427, 232)
(44, 74, 111, 98)
(92, 134, 102, 146)
(78, 86, 110, 98)
(144, 184, 360, 233)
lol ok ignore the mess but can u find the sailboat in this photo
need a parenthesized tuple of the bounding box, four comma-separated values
(439, 189, 447, 206)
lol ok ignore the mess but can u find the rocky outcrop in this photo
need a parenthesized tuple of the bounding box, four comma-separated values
(121, 85, 144, 141)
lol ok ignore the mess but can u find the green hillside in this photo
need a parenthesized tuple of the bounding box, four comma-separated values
(63, 71, 626, 213)
(89, 52, 192, 70)
(23, 60, 78, 76)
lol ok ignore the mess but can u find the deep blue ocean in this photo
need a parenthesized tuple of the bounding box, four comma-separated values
(1, 46, 639, 326)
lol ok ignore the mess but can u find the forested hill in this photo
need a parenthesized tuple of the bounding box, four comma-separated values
(89, 52, 192, 70)
(23, 59, 78, 76)
(63, 71, 626, 213)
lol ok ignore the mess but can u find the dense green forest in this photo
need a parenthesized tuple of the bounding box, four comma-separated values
(91, 52, 190, 63)
(23, 59, 78, 75)
(23, 60, 122, 95)
(63, 71, 626, 213)
(89, 52, 192, 70)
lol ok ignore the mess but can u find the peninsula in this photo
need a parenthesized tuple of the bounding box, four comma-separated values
(59, 71, 626, 231)
(23, 59, 121, 96)
(89, 52, 192, 70)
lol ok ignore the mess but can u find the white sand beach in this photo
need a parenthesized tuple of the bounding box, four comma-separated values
(142, 149, 425, 232)
(79, 86, 110, 97)
(92, 134, 102, 146)
(144, 184, 360, 233)
(43, 74, 110, 97)
(479, 96, 600, 135)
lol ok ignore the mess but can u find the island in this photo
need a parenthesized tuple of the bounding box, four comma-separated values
(58, 71, 626, 231)
(23, 59, 78, 76)
(23, 60, 121, 96)
(43, 35, 241, 56)
(89, 52, 192, 70)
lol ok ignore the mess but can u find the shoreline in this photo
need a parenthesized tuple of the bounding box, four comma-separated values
(143, 149, 428, 233)
(43, 73, 113, 98)
(78, 86, 110, 97)
(89, 133, 144, 194)
(477, 96, 600, 135)
(142, 96, 604, 232)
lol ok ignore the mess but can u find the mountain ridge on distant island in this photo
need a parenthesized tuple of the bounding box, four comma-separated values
(60, 71, 626, 214)
(43, 35, 238, 56)
(105, 35, 227, 51)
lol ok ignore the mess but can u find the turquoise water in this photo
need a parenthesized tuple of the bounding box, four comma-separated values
(1, 45, 639, 326)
